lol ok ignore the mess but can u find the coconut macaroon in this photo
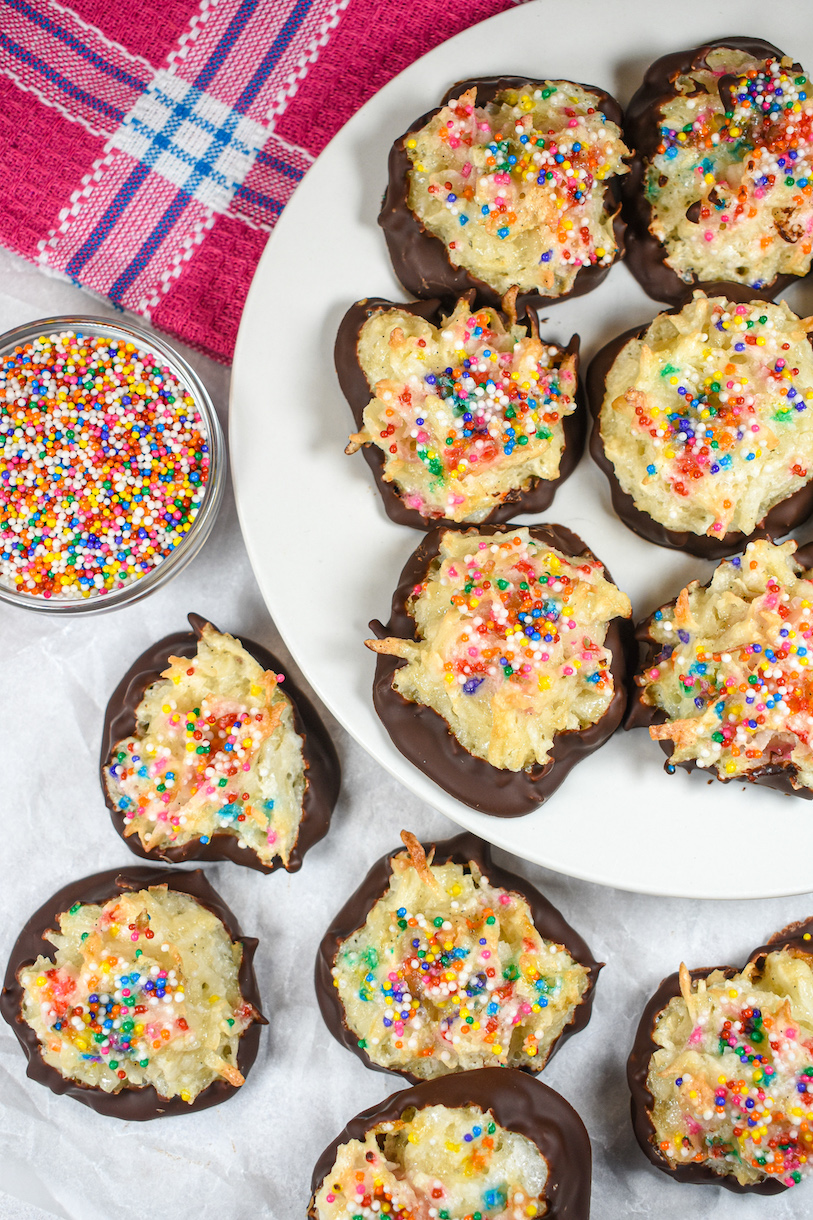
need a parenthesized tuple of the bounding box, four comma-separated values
(404, 84, 627, 297)
(104, 623, 308, 870)
(625, 41, 813, 301)
(309, 1070, 593, 1219)
(311, 1102, 548, 1220)
(633, 539, 813, 794)
(341, 294, 579, 525)
(324, 832, 593, 1079)
(380, 77, 629, 307)
(591, 295, 813, 550)
(368, 526, 631, 780)
(629, 938, 813, 1192)
(13, 882, 259, 1107)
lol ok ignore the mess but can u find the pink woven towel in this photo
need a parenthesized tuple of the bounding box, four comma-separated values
(0, 0, 518, 363)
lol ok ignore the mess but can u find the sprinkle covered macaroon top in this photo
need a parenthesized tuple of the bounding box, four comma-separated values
(104, 624, 307, 868)
(367, 527, 631, 771)
(645, 952, 813, 1188)
(637, 539, 813, 791)
(0, 328, 211, 601)
(348, 295, 577, 522)
(405, 84, 628, 297)
(331, 832, 590, 1078)
(598, 295, 813, 540)
(311, 1102, 548, 1220)
(645, 48, 813, 287)
(17, 885, 258, 1103)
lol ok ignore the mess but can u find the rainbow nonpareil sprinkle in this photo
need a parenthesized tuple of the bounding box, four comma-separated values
(0, 330, 210, 600)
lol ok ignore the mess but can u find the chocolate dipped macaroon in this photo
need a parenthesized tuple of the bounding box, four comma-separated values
(628, 537, 813, 799)
(627, 918, 813, 1193)
(316, 830, 601, 1082)
(379, 75, 629, 314)
(1, 866, 265, 1120)
(587, 295, 813, 558)
(623, 37, 813, 306)
(101, 613, 340, 874)
(366, 524, 632, 816)
(336, 291, 583, 530)
(309, 1068, 592, 1219)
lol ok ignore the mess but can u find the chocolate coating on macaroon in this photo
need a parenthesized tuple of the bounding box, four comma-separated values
(379, 76, 626, 314)
(315, 831, 602, 1081)
(308, 1067, 593, 1218)
(586, 324, 813, 558)
(0, 866, 265, 1120)
(627, 919, 813, 1193)
(100, 612, 340, 873)
(335, 294, 585, 531)
(369, 524, 632, 816)
(622, 37, 804, 307)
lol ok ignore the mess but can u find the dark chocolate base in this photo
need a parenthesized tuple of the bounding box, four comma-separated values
(370, 523, 632, 816)
(308, 1067, 592, 1218)
(586, 324, 813, 559)
(0, 866, 265, 1120)
(334, 294, 585, 531)
(315, 831, 602, 1082)
(622, 38, 807, 307)
(379, 76, 626, 315)
(627, 918, 813, 1192)
(100, 612, 341, 873)
(626, 584, 813, 800)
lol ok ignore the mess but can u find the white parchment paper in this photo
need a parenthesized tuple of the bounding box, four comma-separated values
(1, 248, 811, 1220)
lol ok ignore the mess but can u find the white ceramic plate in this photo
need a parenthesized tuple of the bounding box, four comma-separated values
(230, 0, 813, 898)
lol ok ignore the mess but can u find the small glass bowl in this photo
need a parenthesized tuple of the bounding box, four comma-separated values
(0, 316, 224, 615)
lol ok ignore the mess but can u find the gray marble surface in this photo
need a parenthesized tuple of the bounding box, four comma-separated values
(0, 247, 811, 1218)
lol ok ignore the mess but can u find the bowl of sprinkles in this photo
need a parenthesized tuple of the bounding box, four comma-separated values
(0, 317, 224, 613)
